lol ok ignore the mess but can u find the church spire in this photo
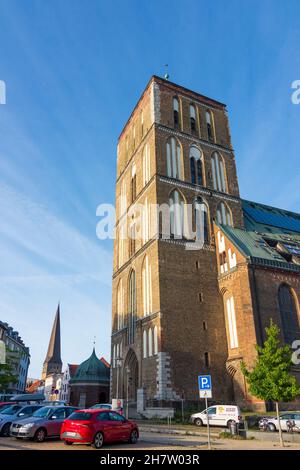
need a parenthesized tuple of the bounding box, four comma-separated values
(42, 303, 62, 379)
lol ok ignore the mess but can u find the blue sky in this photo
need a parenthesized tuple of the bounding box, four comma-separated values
(0, 0, 299, 378)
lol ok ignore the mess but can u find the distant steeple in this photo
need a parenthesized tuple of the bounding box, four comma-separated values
(42, 304, 62, 379)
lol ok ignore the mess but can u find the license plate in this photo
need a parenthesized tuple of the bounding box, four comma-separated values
(66, 432, 76, 437)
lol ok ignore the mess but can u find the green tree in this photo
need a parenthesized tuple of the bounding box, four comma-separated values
(241, 321, 300, 447)
(0, 349, 18, 393)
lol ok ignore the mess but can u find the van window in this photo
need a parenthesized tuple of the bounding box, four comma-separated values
(207, 407, 217, 414)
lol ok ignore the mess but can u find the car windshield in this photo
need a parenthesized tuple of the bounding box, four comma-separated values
(91, 404, 111, 409)
(68, 412, 92, 420)
(32, 407, 53, 418)
(1, 405, 22, 415)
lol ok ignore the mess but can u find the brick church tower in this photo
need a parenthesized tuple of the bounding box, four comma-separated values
(111, 76, 246, 413)
(42, 304, 62, 380)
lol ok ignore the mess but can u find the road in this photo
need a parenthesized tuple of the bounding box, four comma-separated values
(1, 432, 300, 451)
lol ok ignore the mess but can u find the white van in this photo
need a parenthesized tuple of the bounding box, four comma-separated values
(190, 405, 242, 427)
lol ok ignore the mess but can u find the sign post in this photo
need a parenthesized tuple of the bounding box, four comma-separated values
(198, 375, 212, 450)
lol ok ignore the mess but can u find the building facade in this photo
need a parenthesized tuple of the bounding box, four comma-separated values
(110, 76, 300, 413)
(69, 349, 110, 408)
(0, 320, 30, 394)
(59, 364, 78, 403)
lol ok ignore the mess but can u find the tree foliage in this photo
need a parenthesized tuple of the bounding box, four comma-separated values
(241, 321, 300, 403)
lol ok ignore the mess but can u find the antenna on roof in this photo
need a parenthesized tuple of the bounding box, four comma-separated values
(164, 64, 169, 81)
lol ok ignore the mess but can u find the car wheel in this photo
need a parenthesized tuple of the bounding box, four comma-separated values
(1, 423, 11, 437)
(268, 423, 276, 432)
(64, 440, 73, 446)
(194, 418, 203, 427)
(92, 431, 104, 449)
(129, 429, 138, 444)
(34, 428, 46, 442)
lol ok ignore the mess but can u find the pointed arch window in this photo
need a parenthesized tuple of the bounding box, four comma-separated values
(206, 110, 214, 142)
(143, 330, 147, 358)
(189, 146, 203, 185)
(173, 97, 179, 129)
(117, 280, 124, 330)
(216, 202, 232, 226)
(211, 152, 226, 192)
(169, 189, 185, 238)
(153, 326, 158, 355)
(278, 285, 300, 345)
(226, 296, 238, 349)
(128, 270, 136, 344)
(142, 255, 152, 316)
(190, 104, 196, 134)
(143, 144, 150, 186)
(131, 165, 137, 203)
(194, 197, 209, 242)
(166, 137, 181, 179)
(148, 329, 153, 357)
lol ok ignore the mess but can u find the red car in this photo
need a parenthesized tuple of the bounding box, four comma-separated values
(60, 409, 139, 448)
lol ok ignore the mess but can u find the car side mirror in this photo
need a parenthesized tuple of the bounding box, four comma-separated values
(18, 413, 25, 417)
(51, 415, 57, 420)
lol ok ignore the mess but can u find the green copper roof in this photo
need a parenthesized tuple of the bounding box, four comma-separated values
(69, 349, 110, 384)
(217, 199, 300, 273)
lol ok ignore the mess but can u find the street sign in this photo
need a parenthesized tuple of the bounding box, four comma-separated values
(198, 375, 212, 398)
(198, 375, 212, 450)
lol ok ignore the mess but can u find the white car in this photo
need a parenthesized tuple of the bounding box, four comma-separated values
(264, 412, 300, 432)
(191, 405, 242, 427)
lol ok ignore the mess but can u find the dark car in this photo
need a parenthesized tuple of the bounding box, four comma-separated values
(10, 406, 78, 442)
(61, 409, 139, 448)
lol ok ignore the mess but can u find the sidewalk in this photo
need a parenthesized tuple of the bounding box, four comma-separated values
(138, 422, 300, 444)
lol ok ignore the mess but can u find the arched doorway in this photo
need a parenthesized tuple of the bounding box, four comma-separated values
(123, 349, 139, 403)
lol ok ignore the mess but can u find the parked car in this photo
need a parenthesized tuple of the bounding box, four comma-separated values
(190, 405, 243, 427)
(10, 405, 78, 442)
(61, 409, 139, 448)
(259, 412, 300, 432)
(91, 403, 124, 415)
(0, 404, 43, 436)
(0, 402, 17, 413)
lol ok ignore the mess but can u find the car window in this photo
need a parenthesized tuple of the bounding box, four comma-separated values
(68, 412, 92, 421)
(32, 407, 53, 418)
(109, 412, 126, 422)
(65, 408, 77, 417)
(97, 412, 110, 421)
(1, 405, 22, 415)
(281, 414, 294, 419)
(50, 408, 66, 419)
(294, 414, 300, 420)
(207, 407, 217, 415)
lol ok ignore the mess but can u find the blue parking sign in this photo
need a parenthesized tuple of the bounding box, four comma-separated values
(198, 375, 212, 391)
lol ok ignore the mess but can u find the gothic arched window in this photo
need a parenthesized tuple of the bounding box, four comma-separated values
(173, 97, 179, 129)
(278, 284, 300, 345)
(194, 197, 209, 242)
(169, 189, 185, 238)
(190, 146, 203, 185)
(216, 202, 232, 226)
(211, 152, 226, 192)
(206, 110, 214, 142)
(190, 104, 196, 134)
(142, 255, 152, 316)
(166, 137, 181, 179)
(128, 270, 136, 344)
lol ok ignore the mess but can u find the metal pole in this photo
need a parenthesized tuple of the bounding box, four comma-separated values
(126, 371, 129, 419)
(205, 396, 211, 450)
(116, 361, 119, 400)
(181, 399, 184, 423)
